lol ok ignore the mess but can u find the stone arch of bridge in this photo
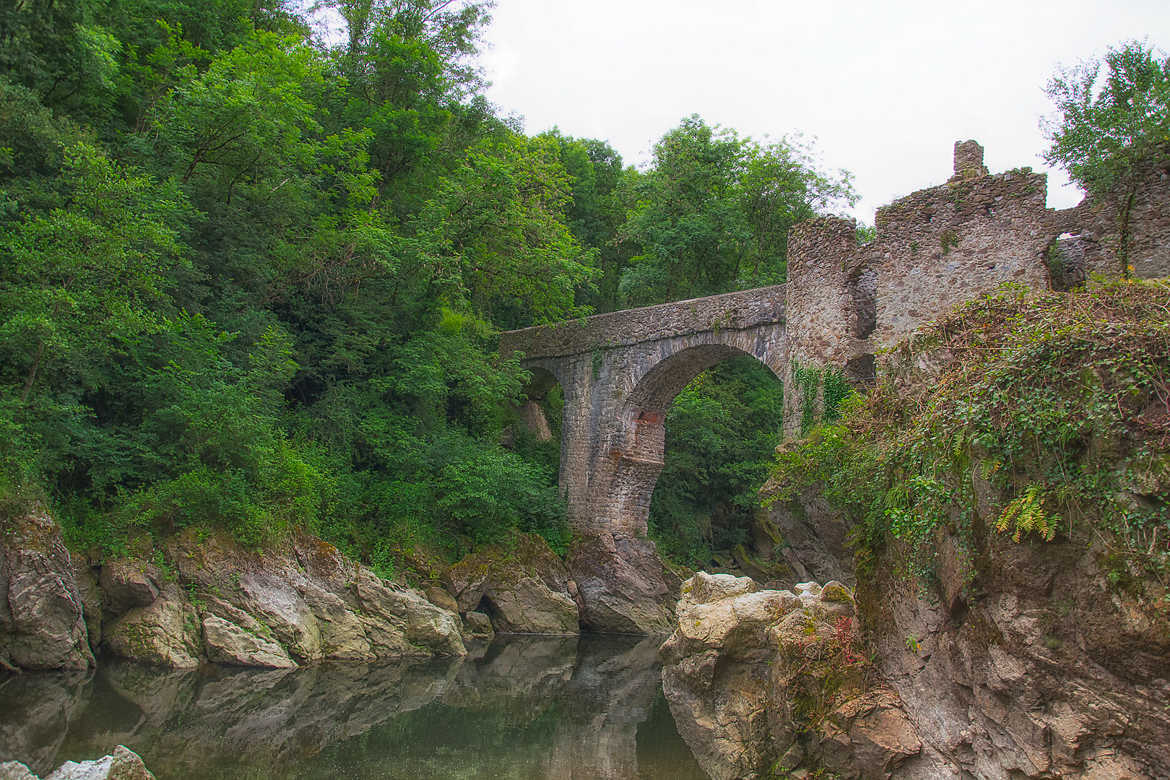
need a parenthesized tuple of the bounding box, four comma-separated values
(590, 341, 784, 538)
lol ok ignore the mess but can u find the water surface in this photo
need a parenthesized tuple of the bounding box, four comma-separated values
(0, 635, 707, 779)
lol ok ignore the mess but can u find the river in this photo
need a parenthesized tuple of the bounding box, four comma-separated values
(0, 635, 707, 779)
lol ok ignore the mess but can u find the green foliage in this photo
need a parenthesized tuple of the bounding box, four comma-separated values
(618, 115, 854, 306)
(0, 0, 859, 579)
(767, 282, 1170, 588)
(939, 228, 959, 255)
(649, 355, 784, 567)
(790, 361, 854, 435)
(415, 133, 598, 327)
(995, 484, 1058, 543)
(0, 0, 575, 566)
(1044, 40, 1170, 199)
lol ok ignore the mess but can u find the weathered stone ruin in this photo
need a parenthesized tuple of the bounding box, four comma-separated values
(783, 139, 1170, 436)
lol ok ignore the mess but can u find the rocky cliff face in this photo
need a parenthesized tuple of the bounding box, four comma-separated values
(444, 534, 581, 634)
(0, 509, 94, 671)
(0, 745, 155, 780)
(661, 561, 1170, 778)
(0, 513, 466, 671)
(859, 513, 1170, 778)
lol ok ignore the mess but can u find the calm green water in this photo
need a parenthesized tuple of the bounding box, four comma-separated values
(0, 635, 707, 779)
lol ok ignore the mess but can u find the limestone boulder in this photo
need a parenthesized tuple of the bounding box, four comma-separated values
(201, 614, 296, 668)
(0, 507, 94, 671)
(424, 585, 459, 614)
(1, 747, 155, 780)
(758, 482, 855, 588)
(351, 568, 466, 655)
(99, 558, 161, 616)
(44, 746, 155, 780)
(160, 529, 465, 664)
(461, 610, 494, 640)
(566, 532, 677, 634)
(104, 585, 201, 669)
(0, 763, 37, 780)
(660, 573, 923, 779)
(445, 534, 580, 634)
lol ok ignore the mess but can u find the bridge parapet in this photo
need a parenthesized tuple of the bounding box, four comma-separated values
(499, 284, 786, 361)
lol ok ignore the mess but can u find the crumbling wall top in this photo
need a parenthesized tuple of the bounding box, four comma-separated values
(953, 139, 989, 179)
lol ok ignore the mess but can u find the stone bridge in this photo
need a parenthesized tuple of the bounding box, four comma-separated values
(500, 284, 787, 539)
(499, 285, 786, 633)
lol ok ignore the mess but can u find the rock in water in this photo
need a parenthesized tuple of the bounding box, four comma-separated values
(566, 532, 677, 634)
(104, 584, 202, 669)
(660, 572, 922, 779)
(445, 534, 580, 634)
(0, 507, 94, 671)
(201, 614, 297, 668)
(461, 610, 494, 640)
(44, 746, 155, 780)
(2, 508, 466, 669)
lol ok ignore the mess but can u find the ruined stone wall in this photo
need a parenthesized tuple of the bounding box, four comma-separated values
(781, 217, 866, 437)
(869, 160, 1052, 346)
(1064, 157, 1170, 280)
(783, 139, 1170, 432)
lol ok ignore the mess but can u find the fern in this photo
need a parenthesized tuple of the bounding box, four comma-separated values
(996, 484, 1058, 542)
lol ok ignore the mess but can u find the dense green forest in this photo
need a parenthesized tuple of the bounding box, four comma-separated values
(0, 0, 854, 572)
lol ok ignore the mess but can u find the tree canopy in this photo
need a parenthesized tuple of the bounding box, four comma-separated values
(1044, 40, 1170, 198)
(0, 0, 853, 574)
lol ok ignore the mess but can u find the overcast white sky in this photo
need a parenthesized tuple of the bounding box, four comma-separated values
(479, 0, 1170, 223)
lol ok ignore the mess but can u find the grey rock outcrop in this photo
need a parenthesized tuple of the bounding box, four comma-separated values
(44, 746, 154, 780)
(445, 534, 580, 634)
(104, 584, 201, 669)
(461, 610, 494, 640)
(760, 482, 855, 588)
(0, 508, 94, 671)
(0, 512, 465, 670)
(660, 572, 923, 779)
(99, 559, 160, 616)
(567, 532, 677, 634)
(0, 747, 154, 780)
(164, 529, 466, 664)
(201, 614, 296, 668)
(0, 762, 36, 780)
(864, 524, 1170, 779)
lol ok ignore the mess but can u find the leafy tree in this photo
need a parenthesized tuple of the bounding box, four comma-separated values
(1044, 40, 1170, 197)
(415, 134, 597, 327)
(152, 32, 326, 200)
(541, 130, 636, 312)
(1044, 40, 1170, 272)
(618, 115, 853, 306)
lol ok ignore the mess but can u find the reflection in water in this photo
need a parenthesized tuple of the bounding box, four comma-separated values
(0, 636, 707, 779)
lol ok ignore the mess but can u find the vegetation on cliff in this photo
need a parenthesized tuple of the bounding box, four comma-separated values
(766, 281, 1170, 595)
